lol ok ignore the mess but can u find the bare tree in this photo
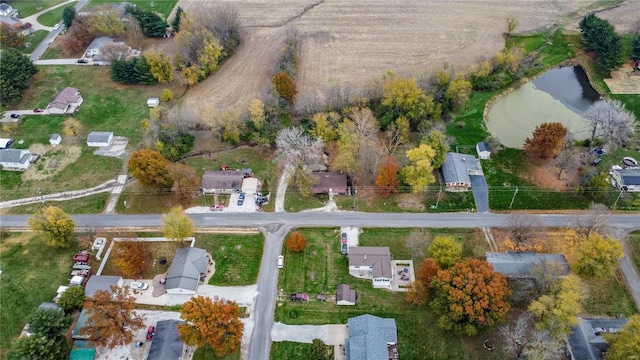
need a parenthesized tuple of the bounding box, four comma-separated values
(505, 214, 545, 246)
(499, 312, 532, 359)
(523, 330, 564, 360)
(276, 127, 324, 167)
(554, 133, 575, 181)
(572, 202, 611, 238)
(99, 42, 130, 61)
(529, 260, 564, 297)
(190, 4, 240, 53)
(584, 99, 636, 152)
(348, 107, 378, 142)
(405, 229, 431, 260)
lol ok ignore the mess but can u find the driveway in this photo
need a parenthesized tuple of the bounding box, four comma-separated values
(470, 175, 489, 213)
(0, 110, 50, 122)
(165, 284, 259, 307)
(271, 323, 348, 345)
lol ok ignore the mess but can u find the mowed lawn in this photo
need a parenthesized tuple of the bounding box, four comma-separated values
(88, 0, 178, 18)
(37, 2, 77, 26)
(270, 341, 334, 360)
(198, 233, 264, 286)
(0, 232, 80, 357)
(9, 0, 68, 17)
(2, 192, 109, 215)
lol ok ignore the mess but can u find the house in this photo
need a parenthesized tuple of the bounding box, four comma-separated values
(311, 172, 348, 194)
(0, 149, 32, 171)
(0, 3, 13, 16)
(476, 141, 491, 160)
(85, 36, 114, 56)
(147, 98, 160, 107)
(46, 87, 83, 114)
(441, 152, 482, 191)
(0, 138, 13, 149)
(336, 284, 357, 305)
(348, 247, 392, 288)
(567, 317, 629, 360)
(84, 275, 123, 297)
(165, 247, 208, 295)
(86, 132, 114, 147)
(486, 252, 570, 279)
(611, 167, 640, 192)
(147, 320, 186, 360)
(201, 171, 246, 194)
(345, 314, 398, 360)
(49, 134, 62, 147)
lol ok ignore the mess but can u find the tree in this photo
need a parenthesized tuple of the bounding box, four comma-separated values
(111, 58, 138, 84)
(523, 330, 564, 360)
(161, 88, 174, 102)
(575, 233, 623, 278)
(89, 7, 126, 36)
(499, 312, 531, 359)
(170, 163, 200, 207)
(171, 7, 183, 32)
(133, 55, 157, 85)
(504, 214, 544, 250)
(62, 117, 83, 137)
(0, 23, 25, 47)
(0, 48, 38, 107)
(309, 338, 331, 360)
(523, 123, 567, 163)
(528, 275, 583, 339)
(584, 99, 635, 152)
(100, 42, 131, 62)
(430, 259, 511, 336)
(128, 149, 174, 189)
(416, 258, 440, 285)
(58, 285, 86, 312)
(125, 5, 168, 37)
(605, 314, 640, 360)
(146, 53, 174, 83)
(276, 127, 324, 168)
(178, 296, 244, 357)
(632, 35, 640, 60)
(382, 116, 410, 155)
(112, 241, 153, 279)
(382, 76, 432, 128)
(445, 76, 473, 111)
(401, 143, 437, 193)
(29, 308, 72, 339)
(579, 14, 623, 72)
(81, 286, 145, 349)
(62, 5, 76, 29)
(572, 202, 611, 238)
(9, 334, 68, 360)
(285, 231, 308, 252)
(405, 280, 429, 306)
(405, 229, 430, 260)
(62, 15, 94, 55)
(272, 71, 297, 103)
(375, 156, 400, 196)
(428, 236, 462, 268)
(174, 16, 223, 81)
(421, 129, 449, 168)
(28, 206, 75, 248)
(163, 206, 194, 243)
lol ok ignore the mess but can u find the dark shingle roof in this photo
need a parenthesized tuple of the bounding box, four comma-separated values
(618, 168, 640, 186)
(147, 320, 185, 360)
(346, 315, 397, 360)
(568, 318, 629, 360)
(337, 284, 356, 304)
(85, 275, 122, 297)
(165, 247, 208, 292)
(477, 141, 490, 152)
(348, 247, 392, 279)
(311, 172, 348, 194)
(485, 252, 570, 278)
(201, 171, 245, 191)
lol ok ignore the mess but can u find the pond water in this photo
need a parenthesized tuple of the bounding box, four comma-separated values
(486, 66, 600, 149)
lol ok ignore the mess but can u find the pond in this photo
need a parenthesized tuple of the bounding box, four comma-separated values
(486, 66, 600, 149)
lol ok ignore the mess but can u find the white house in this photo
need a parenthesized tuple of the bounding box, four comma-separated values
(86, 132, 114, 147)
(476, 141, 491, 160)
(46, 87, 83, 114)
(611, 167, 640, 192)
(49, 134, 62, 147)
(85, 36, 114, 57)
(348, 247, 392, 289)
(0, 3, 13, 17)
(165, 247, 209, 295)
(0, 149, 32, 171)
(147, 98, 160, 108)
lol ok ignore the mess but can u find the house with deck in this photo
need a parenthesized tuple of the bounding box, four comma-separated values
(348, 247, 392, 289)
(165, 247, 209, 295)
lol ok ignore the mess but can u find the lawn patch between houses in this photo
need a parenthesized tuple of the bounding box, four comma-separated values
(197, 233, 264, 286)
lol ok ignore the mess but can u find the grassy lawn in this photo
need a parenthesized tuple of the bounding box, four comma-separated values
(1, 192, 109, 215)
(629, 231, 640, 271)
(41, 42, 65, 59)
(101, 240, 190, 279)
(270, 341, 334, 360)
(0, 232, 80, 357)
(193, 345, 240, 360)
(88, 0, 178, 18)
(197, 233, 264, 286)
(0, 30, 49, 54)
(581, 273, 638, 317)
(9, 0, 68, 17)
(37, 2, 77, 26)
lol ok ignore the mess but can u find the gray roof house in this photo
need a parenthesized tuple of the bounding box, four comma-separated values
(46, 87, 83, 114)
(85, 36, 114, 56)
(201, 171, 246, 194)
(165, 247, 208, 295)
(0, 149, 32, 171)
(346, 314, 398, 360)
(442, 152, 482, 191)
(486, 252, 570, 279)
(147, 320, 185, 360)
(611, 167, 640, 192)
(86, 131, 114, 147)
(476, 141, 491, 159)
(348, 247, 392, 288)
(84, 275, 123, 297)
(337, 284, 357, 305)
(568, 317, 629, 360)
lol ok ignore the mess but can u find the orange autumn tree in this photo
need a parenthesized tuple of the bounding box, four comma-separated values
(406, 258, 440, 305)
(375, 156, 400, 196)
(523, 122, 568, 164)
(286, 231, 308, 252)
(430, 259, 511, 336)
(178, 296, 244, 357)
(111, 241, 153, 278)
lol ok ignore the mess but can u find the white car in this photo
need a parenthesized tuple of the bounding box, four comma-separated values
(277, 255, 284, 269)
(53, 24, 60, 30)
(131, 281, 148, 290)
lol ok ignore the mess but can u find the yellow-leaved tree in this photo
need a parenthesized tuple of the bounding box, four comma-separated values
(574, 233, 623, 278)
(28, 206, 75, 248)
(401, 144, 437, 193)
(162, 206, 194, 245)
(528, 275, 583, 340)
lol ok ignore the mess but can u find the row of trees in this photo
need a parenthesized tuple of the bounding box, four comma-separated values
(579, 14, 623, 72)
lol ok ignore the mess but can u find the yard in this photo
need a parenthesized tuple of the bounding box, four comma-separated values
(629, 231, 640, 271)
(37, 2, 77, 26)
(1, 192, 109, 215)
(196, 233, 264, 286)
(0, 30, 49, 54)
(88, 0, 178, 18)
(270, 341, 334, 360)
(100, 239, 189, 279)
(9, 0, 68, 17)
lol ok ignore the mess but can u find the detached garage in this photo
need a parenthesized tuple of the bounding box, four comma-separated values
(86, 132, 114, 147)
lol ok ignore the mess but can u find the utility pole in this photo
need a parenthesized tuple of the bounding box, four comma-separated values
(353, 188, 357, 210)
(434, 186, 442, 209)
(613, 188, 624, 207)
(509, 186, 519, 209)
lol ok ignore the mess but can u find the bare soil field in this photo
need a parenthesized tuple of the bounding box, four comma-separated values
(177, 0, 637, 121)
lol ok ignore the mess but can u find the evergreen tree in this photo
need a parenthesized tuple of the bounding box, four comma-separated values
(171, 7, 183, 33)
(134, 56, 156, 85)
(111, 59, 138, 84)
(62, 6, 76, 29)
(579, 14, 623, 72)
(631, 35, 640, 60)
(0, 48, 38, 106)
(126, 5, 168, 38)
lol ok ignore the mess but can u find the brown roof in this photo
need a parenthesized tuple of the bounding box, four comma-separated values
(48, 87, 81, 110)
(311, 172, 347, 194)
(336, 284, 356, 304)
(201, 171, 245, 190)
(348, 247, 392, 279)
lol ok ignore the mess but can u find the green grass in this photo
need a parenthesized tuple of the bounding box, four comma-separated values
(1, 30, 49, 54)
(197, 233, 264, 286)
(2, 192, 109, 215)
(37, 2, 76, 26)
(270, 341, 334, 360)
(581, 274, 638, 317)
(101, 240, 188, 279)
(40, 43, 65, 60)
(9, 0, 68, 17)
(193, 345, 240, 360)
(0, 232, 81, 358)
(628, 231, 640, 272)
(88, 0, 178, 18)
(284, 191, 327, 212)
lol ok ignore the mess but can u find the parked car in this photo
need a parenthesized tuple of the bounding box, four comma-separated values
(146, 326, 155, 340)
(341, 232, 347, 244)
(341, 243, 348, 255)
(10, 114, 20, 119)
(33, 108, 43, 113)
(237, 193, 245, 206)
(53, 24, 60, 30)
(210, 204, 224, 211)
(290, 293, 309, 301)
(277, 255, 284, 269)
(77, 59, 88, 64)
(131, 281, 149, 290)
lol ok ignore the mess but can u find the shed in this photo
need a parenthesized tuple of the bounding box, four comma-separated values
(84, 275, 123, 297)
(86, 132, 114, 147)
(476, 141, 491, 159)
(49, 134, 62, 146)
(147, 97, 160, 108)
(336, 284, 356, 305)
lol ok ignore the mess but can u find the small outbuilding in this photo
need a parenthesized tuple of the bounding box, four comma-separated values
(84, 275, 123, 297)
(476, 141, 491, 160)
(147, 97, 160, 108)
(336, 284, 357, 306)
(86, 131, 114, 147)
(49, 134, 62, 147)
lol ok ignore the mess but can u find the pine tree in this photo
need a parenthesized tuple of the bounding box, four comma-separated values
(134, 56, 156, 85)
(171, 7, 183, 32)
